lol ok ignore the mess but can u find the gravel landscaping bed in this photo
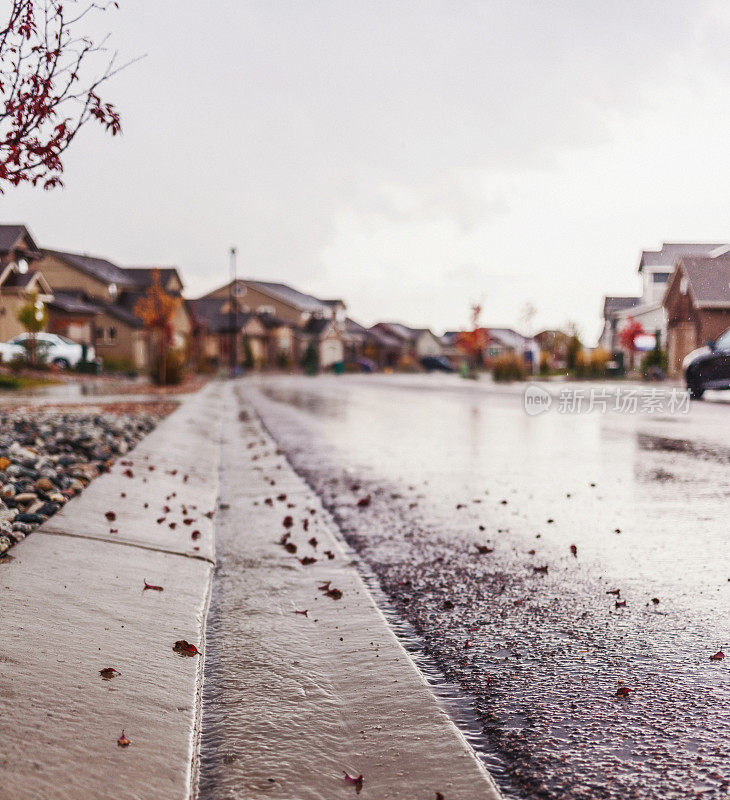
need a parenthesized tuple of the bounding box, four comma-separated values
(0, 402, 175, 556)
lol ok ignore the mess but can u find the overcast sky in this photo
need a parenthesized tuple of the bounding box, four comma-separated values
(3, 0, 730, 342)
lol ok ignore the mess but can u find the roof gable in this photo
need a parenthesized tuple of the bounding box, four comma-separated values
(43, 249, 134, 288)
(0, 224, 40, 256)
(672, 254, 730, 308)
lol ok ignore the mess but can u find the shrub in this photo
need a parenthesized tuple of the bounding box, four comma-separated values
(539, 350, 552, 375)
(641, 347, 668, 377)
(492, 353, 526, 382)
(574, 349, 590, 378)
(590, 347, 611, 378)
(152, 348, 186, 385)
(301, 340, 319, 375)
(102, 356, 135, 374)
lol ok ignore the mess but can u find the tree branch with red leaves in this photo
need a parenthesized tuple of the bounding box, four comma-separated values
(0, 0, 131, 191)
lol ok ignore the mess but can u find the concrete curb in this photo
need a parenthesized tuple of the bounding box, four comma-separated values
(0, 382, 224, 800)
(198, 382, 502, 800)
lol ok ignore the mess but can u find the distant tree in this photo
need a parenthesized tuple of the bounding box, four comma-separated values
(618, 317, 645, 354)
(456, 303, 489, 370)
(133, 269, 181, 384)
(619, 317, 646, 370)
(301, 339, 319, 375)
(0, 0, 127, 191)
(17, 290, 47, 365)
(565, 323, 582, 372)
(242, 335, 254, 369)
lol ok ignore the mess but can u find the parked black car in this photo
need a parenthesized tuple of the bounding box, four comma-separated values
(421, 355, 456, 373)
(683, 327, 730, 399)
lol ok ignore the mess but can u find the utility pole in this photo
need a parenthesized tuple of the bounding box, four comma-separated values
(229, 246, 237, 375)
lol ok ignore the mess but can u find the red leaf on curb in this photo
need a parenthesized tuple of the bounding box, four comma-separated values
(308, 536, 318, 548)
(615, 600, 627, 608)
(191, 531, 201, 540)
(122, 469, 134, 478)
(99, 667, 120, 679)
(173, 640, 199, 656)
(303, 518, 310, 531)
(344, 772, 363, 792)
(533, 565, 548, 574)
(324, 550, 335, 560)
(169, 522, 177, 529)
(606, 588, 621, 596)
(318, 581, 331, 591)
(357, 495, 371, 508)
(299, 556, 317, 565)
(105, 511, 116, 521)
(117, 730, 131, 747)
(284, 542, 297, 553)
(570, 544, 577, 557)
(476, 545, 493, 554)
(294, 609, 308, 616)
(616, 686, 631, 697)
(143, 579, 163, 592)
(436, 794, 445, 800)
(326, 587, 343, 600)
(710, 650, 725, 661)
(283, 515, 294, 528)
(183, 519, 194, 525)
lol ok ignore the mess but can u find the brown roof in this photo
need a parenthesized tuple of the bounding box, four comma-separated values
(43, 249, 135, 288)
(639, 243, 726, 272)
(674, 255, 730, 308)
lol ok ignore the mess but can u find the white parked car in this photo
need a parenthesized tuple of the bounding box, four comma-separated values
(7, 333, 96, 368)
(0, 340, 26, 363)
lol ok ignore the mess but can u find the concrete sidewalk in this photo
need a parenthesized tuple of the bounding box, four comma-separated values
(1, 378, 502, 800)
(0, 382, 225, 800)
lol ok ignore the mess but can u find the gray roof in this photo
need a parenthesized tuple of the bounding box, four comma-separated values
(243, 280, 330, 314)
(345, 317, 369, 335)
(603, 295, 640, 317)
(43, 249, 134, 288)
(47, 291, 102, 316)
(639, 243, 726, 272)
(187, 297, 255, 333)
(488, 328, 534, 348)
(675, 255, 730, 308)
(122, 267, 184, 294)
(0, 224, 39, 255)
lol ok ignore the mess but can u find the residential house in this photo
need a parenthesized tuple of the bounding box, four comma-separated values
(37, 250, 192, 371)
(302, 316, 344, 368)
(663, 253, 730, 375)
(343, 317, 370, 363)
(0, 225, 51, 342)
(486, 328, 540, 372)
(601, 243, 728, 356)
(186, 296, 281, 369)
(202, 279, 346, 366)
(598, 297, 639, 352)
(363, 326, 403, 369)
(370, 323, 444, 365)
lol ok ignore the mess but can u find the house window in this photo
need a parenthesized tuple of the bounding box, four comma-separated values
(108, 327, 117, 342)
(95, 326, 117, 345)
(652, 272, 670, 284)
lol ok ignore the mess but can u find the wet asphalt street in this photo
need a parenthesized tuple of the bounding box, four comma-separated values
(238, 374, 730, 800)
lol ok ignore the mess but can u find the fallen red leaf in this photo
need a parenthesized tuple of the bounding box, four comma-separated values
(303, 518, 310, 531)
(324, 550, 335, 560)
(173, 640, 199, 656)
(606, 589, 621, 596)
(277, 493, 287, 501)
(710, 650, 725, 661)
(99, 667, 120, 679)
(615, 600, 627, 608)
(122, 469, 134, 478)
(191, 530, 201, 540)
(169, 522, 177, 529)
(299, 556, 317, 565)
(476, 545, 493, 554)
(357, 495, 371, 508)
(294, 609, 308, 616)
(344, 772, 364, 792)
(570, 544, 577, 557)
(105, 511, 116, 521)
(183, 519, 194, 525)
(117, 730, 131, 747)
(284, 542, 297, 553)
(616, 686, 631, 697)
(326, 587, 343, 600)
(318, 581, 331, 591)
(283, 515, 294, 528)
(143, 579, 163, 592)
(533, 565, 548, 574)
(308, 536, 318, 548)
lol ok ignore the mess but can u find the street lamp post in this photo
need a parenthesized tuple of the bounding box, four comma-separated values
(229, 246, 237, 376)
